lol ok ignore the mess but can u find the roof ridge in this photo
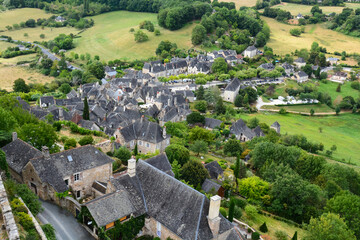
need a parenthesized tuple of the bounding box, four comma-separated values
(194, 195, 206, 240)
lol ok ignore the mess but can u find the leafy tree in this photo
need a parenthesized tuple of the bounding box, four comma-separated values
(165, 144, 190, 166)
(238, 176, 270, 204)
(186, 112, 205, 125)
(171, 160, 181, 179)
(194, 100, 207, 113)
(197, 86, 205, 100)
(83, 97, 89, 120)
(0, 107, 17, 131)
(78, 135, 94, 146)
(248, 117, 259, 129)
(0, 150, 9, 177)
(189, 126, 215, 144)
(251, 232, 260, 240)
(304, 213, 355, 240)
(25, 19, 36, 27)
(259, 222, 268, 233)
(88, 61, 105, 79)
(190, 140, 208, 156)
(325, 191, 360, 238)
(290, 28, 302, 36)
(114, 146, 132, 165)
(336, 83, 341, 92)
(180, 160, 209, 186)
(204, 86, 221, 106)
(223, 139, 242, 157)
(134, 30, 149, 42)
(310, 108, 315, 116)
(156, 40, 177, 55)
(295, 153, 326, 181)
(211, 57, 228, 74)
(335, 105, 340, 115)
(191, 25, 207, 45)
(164, 122, 188, 138)
(215, 98, 226, 115)
(59, 83, 72, 94)
(64, 138, 77, 150)
(13, 78, 30, 93)
(19, 121, 58, 153)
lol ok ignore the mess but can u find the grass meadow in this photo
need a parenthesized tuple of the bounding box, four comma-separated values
(238, 112, 360, 165)
(262, 16, 360, 56)
(219, 0, 257, 8)
(261, 103, 335, 113)
(70, 11, 196, 61)
(270, 2, 360, 15)
(0, 8, 50, 30)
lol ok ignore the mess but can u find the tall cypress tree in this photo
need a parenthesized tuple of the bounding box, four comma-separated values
(228, 199, 235, 222)
(83, 97, 89, 120)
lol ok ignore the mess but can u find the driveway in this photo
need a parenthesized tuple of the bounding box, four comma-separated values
(38, 200, 93, 240)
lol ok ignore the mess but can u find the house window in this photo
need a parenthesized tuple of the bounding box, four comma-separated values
(76, 190, 81, 199)
(74, 173, 80, 182)
(146, 143, 150, 148)
(64, 179, 69, 187)
(139, 141, 143, 146)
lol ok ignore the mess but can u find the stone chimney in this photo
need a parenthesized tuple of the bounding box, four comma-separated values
(141, 115, 144, 122)
(168, 98, 171, 106)
(59, 108, 64, 121)
(208, 195, 221, 237)
(128, 157, 136, 177)
(174, 97, 177, 106)
(12, 132, 17, 142)
(42, 146, 50, 159)
(163, 126, 167, 139)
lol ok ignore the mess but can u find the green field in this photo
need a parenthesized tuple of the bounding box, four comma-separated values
(262, 16, 360, 55)
(0, 8, 51, 30)
(315, 81, 360, 105)
(270, 2, 360, 16)
(70, 11, 196, 61)
(238, 112, 360, 164)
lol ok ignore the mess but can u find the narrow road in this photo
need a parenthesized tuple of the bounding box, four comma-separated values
(38, 200, 93, 240)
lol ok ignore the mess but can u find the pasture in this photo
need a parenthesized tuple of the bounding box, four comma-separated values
(262, 16, 360, 55)
(238, 112, 360, 165)
(270, 2, 360, 15)
(0, 8, 50, 30)
(261, 103, 335, 113)
(219, 0, 257, 8)
(70, 11, 196, 61)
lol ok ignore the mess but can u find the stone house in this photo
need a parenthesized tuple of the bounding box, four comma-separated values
(271, 121, 281, 133)
(22, 145, 113, 201)
(294, 58, 306, 68)
(116, 117, 170, 154)
(55, 16, 66, 22)
(39, 96, 55, 108)
(81, 159, 242, 240)
(330, 71, 348, 83)
(230, 119, 255, 142)
(1, 132, 42, 183)
(259, 63, 275, 71)
(243, 46, 258, 58)
(202, 179, 225, 198)
(327, 57, 339, 65)
(253, 126, 265, 137)
(295, 71, 309, 83)
(204, 118, 222, 130)
(223, 78, 241, 103)
(188, 59, 212, 75)
(282, 62, 294, 75)
(104, 66, 117, 79)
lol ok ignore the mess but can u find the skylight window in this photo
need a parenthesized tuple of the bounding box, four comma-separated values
(67, 155, 73, 162)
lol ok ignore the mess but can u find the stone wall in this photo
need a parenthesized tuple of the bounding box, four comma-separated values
(143, 217, 181, 240)
(94, 140, 113, 153)
(18, 197, 47, 240)
(0, 175, 20, 240)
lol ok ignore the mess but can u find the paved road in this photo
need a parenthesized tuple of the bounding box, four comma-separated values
(38, 200, 93, 240)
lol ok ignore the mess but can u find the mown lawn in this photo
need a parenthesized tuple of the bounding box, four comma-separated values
(262, 16, 360, 55)
(70, 11, 196, 61)
(238, 112, 360, 165)
(314, 80, 360, 105)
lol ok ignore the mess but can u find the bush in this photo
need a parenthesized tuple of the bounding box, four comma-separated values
(114, 146, 132, 165)
(275, 230, 288, 240)
(245, 205, 257, 219)
(260, 222, 268, 233)
(64, 138, 77, 150)
(290, 28, 301, 37)
(60, 136, 68, 143)
(78, 135, 94, 146)
(351, 81, 360, 90)
(279, 108, 287, 114)
(17, 212, 34, 231)
(42, 224, 56, 240)
(15, 184, 41, 215)
(11, 199, 28, 214)
(251, 232, 260, 240)
(233, 198, 247, 209)
(234, 206, 242, 219)
(52, 122, 62, 131)
(134, 30, 149, 42)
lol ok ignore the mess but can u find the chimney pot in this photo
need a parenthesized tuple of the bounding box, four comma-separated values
(128, 157, 136, 177)
(208, 195, 221, 237)
(42, 146, 50, 158)
(12, 132, 17, 142)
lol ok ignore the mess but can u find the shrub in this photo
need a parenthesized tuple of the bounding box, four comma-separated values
(134, 30, 149, 42)
(42, 224, 56, 240)
(154, 29, 160, 36)
(275, 230, 288, 240)
(233, 198, 247, 209)
(245, 205, 257, 219)
(52, 122, 62, 131)
(64, 138, 77, 150)
(15, 184, 42, 215)
(17, 212, 34, 231)
(60, 136, 68, 143)
(234, 206, 242, 219)
(260, 222, 268, 233)
(114, 146, 132, 165)
(78, 135, 94, 146)
(290, 28, 301, 37)
(251, 232, 260, 240)
(11, 199, 28, 214)
(279, 108, 287, 114)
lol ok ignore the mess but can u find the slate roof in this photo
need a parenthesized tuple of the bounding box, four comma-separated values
(120, 119, 168, 144)
(253, 126, 264, 137)
(230, 119, 255, 139)
(225, 78, 241, 92)
(145, 153, 174, 177)
(136, 160, 235, 240)
(245, 46, 257, 51)
(294, 57, 306, 63)
(202, 179, 221, 193)
(92, 181, 107, 194)
(1, 139, 42, 175)
(30, 145, 113, 192)
(205, 161, 224, 179)
(259, 63, 275, 70)
(271, 121, 280, 128)
(297, 71, 308, 77)
(205, 118, 222, 129)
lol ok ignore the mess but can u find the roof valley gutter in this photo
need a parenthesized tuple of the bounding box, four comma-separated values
(194, 195, 205, 240)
